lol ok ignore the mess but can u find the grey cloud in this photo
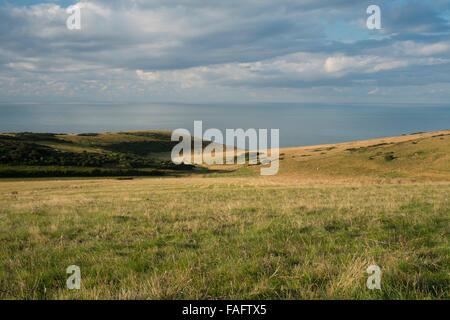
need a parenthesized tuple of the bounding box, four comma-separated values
(0, 0, 449, 103)
(382, 0, 450, 34)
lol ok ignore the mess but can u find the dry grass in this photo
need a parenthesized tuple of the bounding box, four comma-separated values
(0, 130, 449, 300)
(0, 176, 448, 299)
(244, 130, 450, 183)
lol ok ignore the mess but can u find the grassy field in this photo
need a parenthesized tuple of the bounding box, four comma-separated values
(0, 131, 449, 299)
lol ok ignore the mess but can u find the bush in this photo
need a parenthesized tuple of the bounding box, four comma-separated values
(0, 167, 167, 178)
(77, 133, 99, 136)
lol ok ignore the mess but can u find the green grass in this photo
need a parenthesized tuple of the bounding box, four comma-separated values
(203, 167, 256, 178)
(0, 130, 449, 300)
(0, 178, 448, 299)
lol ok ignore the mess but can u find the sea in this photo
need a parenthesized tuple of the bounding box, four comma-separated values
(0, 102, 449, 148)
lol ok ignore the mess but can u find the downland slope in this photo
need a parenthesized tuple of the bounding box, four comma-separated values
(0, 130, 448, 299)
(0, 131, 198, 177)
(1, 129, 449, 182)
(236, 129, 450, 184)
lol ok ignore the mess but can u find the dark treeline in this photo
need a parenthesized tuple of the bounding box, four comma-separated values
(0, 167, 166, 178)
(0, 138, 188, 169)
(0, 133, 195, 177)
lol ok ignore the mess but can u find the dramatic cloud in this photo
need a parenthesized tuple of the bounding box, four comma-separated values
(0, 0, 449, 103)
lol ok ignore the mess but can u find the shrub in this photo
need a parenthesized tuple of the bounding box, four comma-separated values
(77, 133, 99, 136)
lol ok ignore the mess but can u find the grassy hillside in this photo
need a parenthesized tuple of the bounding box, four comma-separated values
(0, 130, 448, 299)
(0, 177, 448, 299)
(218, 130, 450, 183)
(3, 129, 448, 180)
(0, 131, 196, 177)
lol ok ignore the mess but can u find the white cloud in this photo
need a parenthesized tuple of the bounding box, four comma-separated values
(7, 62, 37, 71)
(324, 56, 372, 73)
(136, 69, 204, 89)
(0, 1, 449, 102)
(136, 52, 443, 89)
(394, 41, 450, 56)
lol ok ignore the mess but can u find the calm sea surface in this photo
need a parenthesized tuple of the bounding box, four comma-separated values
(0, 103, 449, 148)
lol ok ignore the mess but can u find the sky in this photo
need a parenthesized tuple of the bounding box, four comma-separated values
(0, 0, 449, 104)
